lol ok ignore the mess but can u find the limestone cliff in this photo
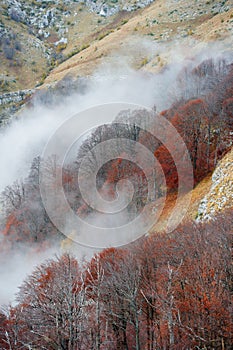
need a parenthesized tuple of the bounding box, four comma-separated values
(197, 148, 233, 221)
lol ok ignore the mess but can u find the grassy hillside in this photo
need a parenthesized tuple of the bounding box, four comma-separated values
(1, 0, 233, 92)
(43, 0, 233, 85)
(0, 0, 154, 92)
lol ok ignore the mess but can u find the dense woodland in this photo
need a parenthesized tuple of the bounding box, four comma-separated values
(1, 57, 233, 247)
(0, 57, 232, 349)
(0, 210, 232, 349)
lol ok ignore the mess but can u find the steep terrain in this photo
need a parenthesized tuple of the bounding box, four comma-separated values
(0, 0, 158, 121)
(0, 0, 233, 89)
(0, 0, 233, 124)
(0, 0, 156, 93)
(197, 147, 233, 220)
(0, 3, 232, 346)
(0, 0, 232, 240)
(43, 0, 233, 85)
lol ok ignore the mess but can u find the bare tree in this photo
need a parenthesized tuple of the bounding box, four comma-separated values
(16, 254, 88, 350)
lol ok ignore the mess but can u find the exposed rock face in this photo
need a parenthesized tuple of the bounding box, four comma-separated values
(1, 0, 156, 60)
(3, 0, 156, 32)
(0, 89, 34, 106)
(86, 0, 155, 17)
(197, 148, 233, 221)
(0, 89, 34, 127)
(4, 0, 70, 39)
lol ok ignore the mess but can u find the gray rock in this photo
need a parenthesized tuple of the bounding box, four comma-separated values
(0, 89, 34, 106)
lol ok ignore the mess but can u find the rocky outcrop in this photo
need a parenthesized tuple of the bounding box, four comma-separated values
(197, 148, 233, 221)
(0, 0, 156, 58)
(4, 0, 70, 39)
(0, 89, 34, 106)
(3, 0, 157, 35)
(86, 0, 155, 17)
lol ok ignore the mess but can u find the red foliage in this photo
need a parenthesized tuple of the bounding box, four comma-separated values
(3, 213, 22, 236)
(2, 210, 232, 349)
(154, 144, 178, 190)
(222, 97, 233, 128)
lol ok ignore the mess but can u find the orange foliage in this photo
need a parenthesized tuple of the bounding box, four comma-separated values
(3, 213, 23, 236)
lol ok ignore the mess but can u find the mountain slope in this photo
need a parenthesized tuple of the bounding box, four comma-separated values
(197, 147, 233, 221)
(43, 0, 233, 85)
(1, 0, 233, 92)
(0, 0, 155, 93)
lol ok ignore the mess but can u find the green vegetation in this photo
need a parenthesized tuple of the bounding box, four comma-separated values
(98, 29, 114, 41)
(140, 57, 149, 67)
(67, 43, 90, 59)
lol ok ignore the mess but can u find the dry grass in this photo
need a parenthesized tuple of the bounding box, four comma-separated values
(1, 0, 233, 90)
(150, 174, 213, 233)
(151, 144, 233, 233)
(43, 0, 233, 86)
(0, 17, 48, 91)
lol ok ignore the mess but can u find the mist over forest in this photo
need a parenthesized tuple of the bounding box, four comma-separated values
(0, 43, 232, 348)
(0, 0, 233, 345)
